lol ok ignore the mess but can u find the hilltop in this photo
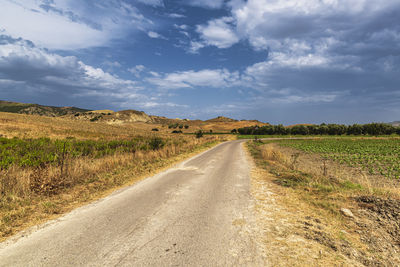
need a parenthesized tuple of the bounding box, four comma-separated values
(206, 116, 238, 123)
(0, 100, 89, 117)
(0, 100, 267, 133)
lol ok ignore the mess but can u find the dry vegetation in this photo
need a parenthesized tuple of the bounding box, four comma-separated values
(0, 112, 227, 241)
(0, 112, 161, 140)
(247, 139, 400, 266)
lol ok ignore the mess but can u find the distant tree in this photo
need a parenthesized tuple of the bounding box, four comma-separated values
(184, 125, 189, 129)
(195, 130, 204, 138)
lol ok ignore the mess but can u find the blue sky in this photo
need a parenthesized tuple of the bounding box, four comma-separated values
(0, 0, 399, 124)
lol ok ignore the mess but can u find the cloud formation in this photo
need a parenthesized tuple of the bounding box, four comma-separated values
(195, 17, 239, 49)
(186, 0, 226, 9)
(0, 36, 150, 107)
(0, 0, 153, 50)
(147, 69, 240, 89)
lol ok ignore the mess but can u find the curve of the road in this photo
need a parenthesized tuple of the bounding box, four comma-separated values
(0, 140, 265, 266)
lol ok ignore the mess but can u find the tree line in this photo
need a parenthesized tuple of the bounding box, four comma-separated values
(236, 123, 400, 136)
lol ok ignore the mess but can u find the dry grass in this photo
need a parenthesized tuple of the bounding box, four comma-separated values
(0, 112, 227, 241)
(0, 112, 162, 140)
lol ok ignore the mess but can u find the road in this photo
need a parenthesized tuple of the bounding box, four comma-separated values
(0, 140, 265, 266)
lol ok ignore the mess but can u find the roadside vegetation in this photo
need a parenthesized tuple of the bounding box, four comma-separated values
(247, 137, 400, 266)
(0, 112, 224, 241)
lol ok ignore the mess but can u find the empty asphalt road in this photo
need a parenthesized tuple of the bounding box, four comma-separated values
(0, 140, 264, 266)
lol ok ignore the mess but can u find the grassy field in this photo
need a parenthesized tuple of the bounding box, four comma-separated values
(274, 138, 400, 180)
(0, 112, 226, 240)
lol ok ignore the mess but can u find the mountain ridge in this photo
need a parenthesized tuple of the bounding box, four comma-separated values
(0, 100, 265, 125)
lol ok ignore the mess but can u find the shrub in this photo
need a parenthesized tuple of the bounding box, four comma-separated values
(90, 116, 102, 122)
(195, 130, 203, 138)
(172, 130, 182, 134)
(148, 137, 164, 150)
(184, 125, 189, 129)
(151, 128, 159, 131)
(168, 123, 179, 129)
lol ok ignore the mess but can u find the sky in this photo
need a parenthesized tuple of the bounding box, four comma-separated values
(0, 0, 399, 125)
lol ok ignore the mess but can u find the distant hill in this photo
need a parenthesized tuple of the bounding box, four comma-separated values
(0, 100, 268, 132)
(0, 100, 90, 117)
(206, 116, 238, 123)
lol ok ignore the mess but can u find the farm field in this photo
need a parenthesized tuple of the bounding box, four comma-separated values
(274, 138, 400, 180)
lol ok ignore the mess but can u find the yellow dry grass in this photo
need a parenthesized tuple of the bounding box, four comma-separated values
(0, 111, 226, 241)
(0, 112, 162, 140)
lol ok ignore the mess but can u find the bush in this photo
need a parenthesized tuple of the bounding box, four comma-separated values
(195, 130, 203, 138)
(151, 128, 159, 131)
(172, 130, 182, 134)
(168, 123, 179, 129)
(148, 137, 164, 150)
(90, 116, 102, 122)
(184, 125, 189, 129)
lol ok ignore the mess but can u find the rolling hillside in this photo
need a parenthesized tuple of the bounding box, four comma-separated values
(0, 100, 267, 133)
(0, 100, 90, 117)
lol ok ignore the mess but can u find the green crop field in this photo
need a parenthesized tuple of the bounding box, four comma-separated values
(272, 138, 400, 179)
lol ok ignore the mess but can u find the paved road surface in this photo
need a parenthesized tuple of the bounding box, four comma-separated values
(0, 140, 264, 266)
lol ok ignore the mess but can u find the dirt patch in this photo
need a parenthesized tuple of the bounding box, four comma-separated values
(354, 196, 400, 264)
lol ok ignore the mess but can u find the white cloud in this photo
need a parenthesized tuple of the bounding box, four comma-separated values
(195, 17, 239, 49)
(128, 65, 146, 77)
(0, 37, 139, 97)
(268, 94, 338, 104)
(188, 41, 205, 54)
(0, 0, 152, 50)
(168, 13, 186, 18)
(186, 0, 225, 9)
(135, 0, 164, 6)
(174, 24, 189, 30)
(147, 31, 167, 39)
(138, 102, 188, 108)
(147, 69, 240, 89)
(103, 61, 122, 70)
